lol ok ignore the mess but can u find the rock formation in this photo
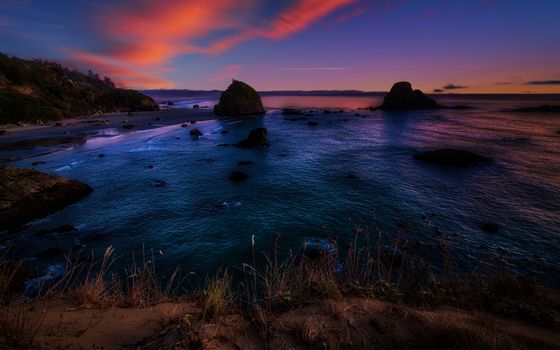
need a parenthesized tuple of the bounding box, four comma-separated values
(214, 80, 265, 117)
(377, 82, 443, 110)
(0, 165, 92, 229)
(236, 128, 269, 148)
(190, 129, 203, 138)
(414, 149, 490, 167)
(228, 170, 248, 182)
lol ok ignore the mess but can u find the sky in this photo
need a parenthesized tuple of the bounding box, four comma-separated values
(1, 0, 559, 93)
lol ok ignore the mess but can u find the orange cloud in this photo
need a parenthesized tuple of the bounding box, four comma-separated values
(66, 49, 174, 89)
(67, 0, 360, 88)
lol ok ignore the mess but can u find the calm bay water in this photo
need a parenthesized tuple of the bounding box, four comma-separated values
(3, 94, 560, 286)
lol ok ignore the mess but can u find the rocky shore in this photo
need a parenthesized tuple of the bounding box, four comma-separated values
(0, 165, 92, 230)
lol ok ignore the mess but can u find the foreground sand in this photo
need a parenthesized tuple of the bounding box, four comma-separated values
(1, 297, 559, 349)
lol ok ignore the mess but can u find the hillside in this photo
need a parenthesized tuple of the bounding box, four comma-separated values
(0, 53, 158, 124)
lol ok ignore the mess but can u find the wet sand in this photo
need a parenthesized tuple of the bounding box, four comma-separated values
(0, 108, 216, 161)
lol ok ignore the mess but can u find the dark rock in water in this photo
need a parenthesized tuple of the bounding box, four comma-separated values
(513, 105, 560, 113)
(122, 123, 136, 129)
(0, 129, 6, 136)
(214, 80, 265, 117)
(377, 82, 443, 110)
(237, 160, 253, 165)
(190, 120, 197, 124)
(307, 121, 319, 126)
(481, 222, 500, 234)
(414, 149, 490, 167)
(304, 239, 337, 261)
(228, 170, 248, 182)
(221, 130, 230, 134)
(153, 180, 166, 188)
(0, 165, 92, 229)
(36, 224, 77, 236)
(181, 123, 190, 128)
(323, 110, 332, 114)
(35, 247, 62, 259)
(145, 165, 154, 169)
(346, 172, 359, 179)
(190, 128, 203, 138)
(32, 161, 46, 166)
(282, 108, 303, 115)
(193, 104, 200, 109)
(285, 116, 307, 121)
(236, 127, 269, 148)
(156, 117, 161, 121)
(98, 154, 105, 158)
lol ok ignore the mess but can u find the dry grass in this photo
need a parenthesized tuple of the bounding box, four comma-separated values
(204, 269, 235, 318)
(0, 305, 46, 347)
(0, 250, 26, 304)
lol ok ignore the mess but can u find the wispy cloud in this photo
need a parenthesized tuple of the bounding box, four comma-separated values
(211, 65, 243, 82)
(526, 80, 560, 85)
(442, 84, 467, 90)
(278, 67, 350, 71)
(66, 0, 358, 88)
(494, 82, 511, 85)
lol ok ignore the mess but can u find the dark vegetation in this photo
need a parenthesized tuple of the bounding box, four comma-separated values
(0, 218, 558, 348)
(0, 53, 157, 124)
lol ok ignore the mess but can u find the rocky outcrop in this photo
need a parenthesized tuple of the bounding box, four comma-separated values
(414, 149, 490, 167)
(190, 129, 203, 138)
(0, 165, 92, 229)
(214, 80, 265, 117)
(228, 170, 248, 182)
(236, 128, 269, 148)
(377, 82, 443, 110)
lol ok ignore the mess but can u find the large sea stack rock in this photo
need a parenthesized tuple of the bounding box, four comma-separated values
(235, 128, 269, 148)
(379, 82, 442, 110)
(414, 149, 490, 167)
(0, 165, 92, 229)
(214, 80, 265, 117)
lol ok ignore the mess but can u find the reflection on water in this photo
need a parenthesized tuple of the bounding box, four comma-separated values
(2, 94, 560, 287)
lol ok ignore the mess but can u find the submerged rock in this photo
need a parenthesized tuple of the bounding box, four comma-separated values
(281, 108, 303, 115)
(214, 80, 265, 117)
(0, 165, 92, 229)
(414, 149, 490, 167)
(235, 128, 269, 148)
(35, 247, 63, 259)
(228, 170, 248, 182)
(307, 121, 319, 126)
(122, 123, 136, 130)
(36, 224, 77, 236)
(377, 82, 443, 110)
(237, 160, 254, 165)
(190, 128, 203, 138)
(513, 105, 560, 113)
(481, 222, 500, 234)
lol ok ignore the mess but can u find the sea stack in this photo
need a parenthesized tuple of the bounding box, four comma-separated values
(0, 165, 92, 229)
(214, 80, 265, 117)
(378, 82, 442, 110)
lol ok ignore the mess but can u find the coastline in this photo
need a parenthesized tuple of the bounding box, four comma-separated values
(0, 108, 216, 159)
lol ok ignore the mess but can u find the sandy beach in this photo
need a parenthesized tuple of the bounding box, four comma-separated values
(0, 108, 217, 160)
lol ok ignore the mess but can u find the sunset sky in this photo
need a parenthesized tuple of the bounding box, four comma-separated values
(1, 0, 559, 93)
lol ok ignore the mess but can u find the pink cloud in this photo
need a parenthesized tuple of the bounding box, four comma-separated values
(66, 0, 359, 88)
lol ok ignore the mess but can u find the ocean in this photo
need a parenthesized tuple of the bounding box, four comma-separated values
(2, 93, 560, 287)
